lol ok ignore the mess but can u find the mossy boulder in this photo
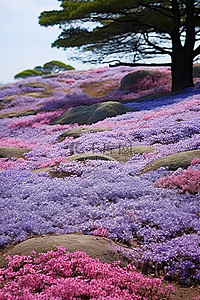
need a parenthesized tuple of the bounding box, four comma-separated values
(0, 146, 31, 158)
(57, 126, 112, 142)
(65, 152, 116, 162)
(52, 101, 134, 125)
(0, 234, 132, 268)
(141, 149, 200, 173)
(104, 145, 155, 162)
(120, 70, 154, 91)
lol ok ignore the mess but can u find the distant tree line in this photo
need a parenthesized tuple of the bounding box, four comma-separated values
(14, 60, 74, 79)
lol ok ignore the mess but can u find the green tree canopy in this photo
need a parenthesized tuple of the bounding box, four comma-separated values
(43, 60, 75, 73)
(14, 69, 41, 79)
(39, 1, 200, 91)
(14, 61, 74, 79)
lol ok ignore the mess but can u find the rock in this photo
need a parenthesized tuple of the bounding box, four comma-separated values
(59, 88, 71, 93)
(141, 149, 200, 173)
(65, 152, 116, 162)
(62, 146, 155, 163)
(104, 145, 155, 162)
(43, 73, 60, 78)
(18, 81, 55, 99)
(81, 80, 119, 98)
(0, 96, 16, 111)
(52, 101, 134, 125)
(19, 91, 53, 98)
(0, 95, 16, 102)
(120, 70, 153, 91)
(0, 109, 48, 119)
(0, 234, 135, 268)
(193, 64, 200, 78)
(32, 146, 155, 176)
(33, 146, 155, 175)
(0, 146, 31, 158)
(0, 85, 9, 90)
(33, 153, 116, 175)
(19, 81, 53, 90)
(32, 167, 51, 174)
(57, 126, 113, 142)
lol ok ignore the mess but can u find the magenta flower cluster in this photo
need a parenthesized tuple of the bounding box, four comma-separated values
(0, 247, 174, 299)
(93, 226, 109, 237)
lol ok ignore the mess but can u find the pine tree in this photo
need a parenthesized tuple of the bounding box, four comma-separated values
(39, 1, 200, 91)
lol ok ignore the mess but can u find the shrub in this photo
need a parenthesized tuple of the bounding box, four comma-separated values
(154, 162, 200, 194)
(0, 247, 174, 299)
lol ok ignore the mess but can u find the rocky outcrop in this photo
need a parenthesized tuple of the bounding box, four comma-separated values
(51, 101, 134, 125)
(141, 149, 200, 173)
(0, 109, 51, 119)
(33, 146, 155, 175)
(120, 70, 153, 91)
(104, 145, 155, 162)
(66, 146, 155, 163)
(65, 152, 116, 162)
(81, 80, 119, 98)
(18, 81, 55, 98)
(0, 146, 31, 158)
(18, 81, 54, 90)
(0, 234, 133, 268)
(57, 126, 112, 142)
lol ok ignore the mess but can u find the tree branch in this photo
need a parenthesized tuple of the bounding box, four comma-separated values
(143, 33, 171, 55)
(140, 2, 172, 19)
(193, 44, 200, 57)
(109, 62, 171, 67)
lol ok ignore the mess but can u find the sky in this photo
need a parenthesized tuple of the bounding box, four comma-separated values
(0, 0, 99, 84)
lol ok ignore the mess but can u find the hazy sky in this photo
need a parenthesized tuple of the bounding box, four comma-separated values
(0, 0, 97, 84)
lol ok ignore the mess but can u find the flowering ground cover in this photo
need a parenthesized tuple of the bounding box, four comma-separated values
(0, 66, 200, 298)
(0, 247, 174, 299)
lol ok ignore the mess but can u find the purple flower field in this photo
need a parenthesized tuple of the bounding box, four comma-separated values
(0, 66, 200, 297)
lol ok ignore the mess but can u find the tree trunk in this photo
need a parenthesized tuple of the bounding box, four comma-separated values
(171, 48, 194, 92)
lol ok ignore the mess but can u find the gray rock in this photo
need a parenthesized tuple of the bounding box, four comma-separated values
(0, 146, 31, 158)
(141, 149, 200, 173)
(51, 101, 134, 125)
(57, 126, 112, 141)
(120, 70, 153, 91)
(0, 234, 135, 268)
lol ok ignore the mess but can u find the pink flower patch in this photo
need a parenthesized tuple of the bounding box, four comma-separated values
(93, 227, 109, 237)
